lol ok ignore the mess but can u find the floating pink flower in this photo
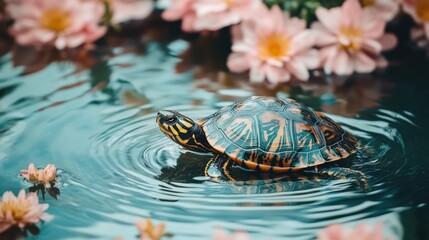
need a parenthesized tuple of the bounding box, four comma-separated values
(6, 0, 106, 49)
(312, 0, 396, 75)
(162, 0, 263, 32)
(109, 0, 154, 24)
(20, 163, 57, 188)
(212, 228, 252, 240)
(362, 0, 400, 21)
(401, 0, 429, 39)
(227, 5, 319, 84)
(317, 223, 389, 240)
(136, 218, 166, 240)
(162, 0, 197, 32)
(0, 190, 52, 233)
(191, 0, 263, 31)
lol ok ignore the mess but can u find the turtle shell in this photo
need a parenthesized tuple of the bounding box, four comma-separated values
(200, 96, 358, 173)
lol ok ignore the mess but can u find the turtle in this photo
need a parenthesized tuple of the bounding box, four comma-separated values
(156, 96, 366, 186)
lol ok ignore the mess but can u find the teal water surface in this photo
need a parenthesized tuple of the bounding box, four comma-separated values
(0, 29, 429, 240)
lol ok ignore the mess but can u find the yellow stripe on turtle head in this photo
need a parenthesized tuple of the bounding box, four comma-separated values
(176, 124, 188, 133)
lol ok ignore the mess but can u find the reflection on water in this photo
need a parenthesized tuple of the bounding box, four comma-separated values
(0, 28, 428, 240)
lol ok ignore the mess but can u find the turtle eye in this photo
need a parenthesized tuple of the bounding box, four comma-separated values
(166, 117, 177, 124)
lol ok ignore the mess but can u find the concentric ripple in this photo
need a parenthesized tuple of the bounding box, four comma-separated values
(1, 40, 428, 240)
(82, 106, 418, 239)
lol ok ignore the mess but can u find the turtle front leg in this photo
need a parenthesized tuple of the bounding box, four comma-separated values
(205, 154, 233, 180)
(304, 166, 369, 191)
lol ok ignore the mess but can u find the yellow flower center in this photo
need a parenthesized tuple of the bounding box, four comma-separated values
(39, 8, 72, 32)
(258, 34, 290, 60)
(1, 198, 31, 222)
(417, 0, 429, 21)
(361, 0, 375, 7)
(338, 25, 363, 52)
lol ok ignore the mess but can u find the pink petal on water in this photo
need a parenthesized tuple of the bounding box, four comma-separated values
(227, 53, 250, 72)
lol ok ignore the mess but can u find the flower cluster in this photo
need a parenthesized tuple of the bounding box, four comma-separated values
(312, 0, 396, 75)
(115, 221, 390, 240)
(317, 223, 389, 240)
(0, 163, 59, 235)
(2, 0, 429, 82)
(160, 0, 429, 83)
(0, 190, 52, 234)
(20, 163, 57, 188)
(4, 0, 154, 49)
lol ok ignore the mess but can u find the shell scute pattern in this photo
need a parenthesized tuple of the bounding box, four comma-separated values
(202, 97, 358, 172)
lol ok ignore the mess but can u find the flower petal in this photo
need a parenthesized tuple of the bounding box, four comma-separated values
(0, 223, 13, 233)
(362, 9, 386, 39)
(311, 22, 337, 47)
(341, 0, 363, 26)
(315, 7, 342, 34)
(227, 53, 250, 72)
(266, 66, 291, 84)
(286, 61, 309, 81)
(320, 46, 339, 74)
(362, 39, 383, 54)
(354, 52, 376, 73)
(333, 51, 353, 75)
(111, 0, 154, 24)
(378, 33, 397, 51)
(294, 49, 320, 69)
(250, 64, 266, 83)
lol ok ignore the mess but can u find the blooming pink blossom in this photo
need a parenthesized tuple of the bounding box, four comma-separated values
(191, 0, 262, 31)
(136, 218, 166, 240)
(312, 0, 396, 75)
(0, 190, 52, 233)
(212, 228, 251, 240)
(162, 0, 197, 32)
(401, 0, 429, 39)
(227, 5, 319, 84)
(362, 0, 400, 21)
(109, 0, 154, 24)
(6, 0, 106, 49)
(162, 0, 262, 32)
(20, 163, 57, 188)
(317, 223, 389, 240)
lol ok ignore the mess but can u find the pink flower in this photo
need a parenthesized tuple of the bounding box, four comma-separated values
(162, 0, 197, 32)
(401, 0, 429, 39)
(162, 0, 263, 32)
(20, 163, 57, 188)
(0, 190, 52, 233)
(227, 5, 319, 84)
(6, 0, 106, 49)
(362, 0, 400, 21)
(317, 223, 389, 240)
(109, 0, 154, 24)
(191, 0, 262, 31)
(212, 228, 251, 240)
(135, 218, 166, 240)
(312, 0, 396, 75)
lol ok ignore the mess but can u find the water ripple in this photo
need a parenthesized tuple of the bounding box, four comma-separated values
(81, 106, 417, 239)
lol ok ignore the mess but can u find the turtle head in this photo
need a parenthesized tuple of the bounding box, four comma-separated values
(156, 110, 212, 153)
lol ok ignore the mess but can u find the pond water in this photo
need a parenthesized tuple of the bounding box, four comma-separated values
(0, 23, 429, 240)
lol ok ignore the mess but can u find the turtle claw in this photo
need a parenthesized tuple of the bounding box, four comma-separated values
(204, 155, 234, 181)
(206, 162, 223, 178)
(304, 166, 370, 192)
